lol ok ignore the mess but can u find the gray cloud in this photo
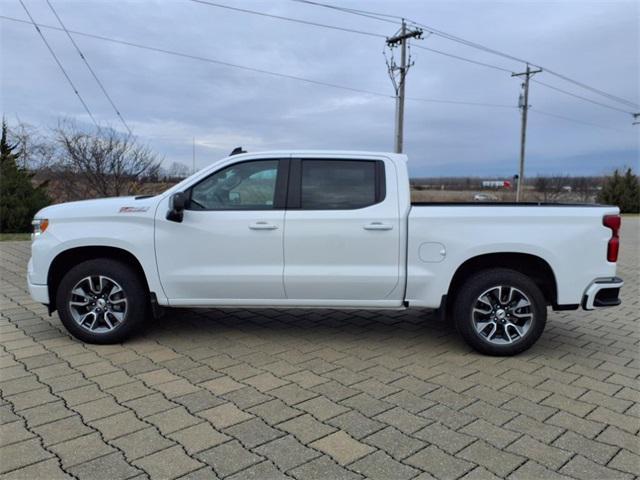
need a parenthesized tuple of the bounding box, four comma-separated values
(1, 0, 638, 177)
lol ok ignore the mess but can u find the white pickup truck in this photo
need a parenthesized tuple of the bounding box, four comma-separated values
(28, 150, 624, 355)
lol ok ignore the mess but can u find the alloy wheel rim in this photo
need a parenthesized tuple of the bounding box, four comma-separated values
(68, 275, 127, 333)
(471, 285, 533, 345)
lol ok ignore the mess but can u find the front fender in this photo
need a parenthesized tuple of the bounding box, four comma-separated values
(31, 215, 165, 304)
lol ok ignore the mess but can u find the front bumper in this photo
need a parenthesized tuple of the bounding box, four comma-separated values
(28, 279, 49, 304)
(582, 277, 623, 310)
(28, 257, 49, 304)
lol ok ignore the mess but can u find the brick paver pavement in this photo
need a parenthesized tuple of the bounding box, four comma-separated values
(0, 218, 638, 479)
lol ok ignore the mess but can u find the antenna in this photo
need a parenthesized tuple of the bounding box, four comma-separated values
(230, 146, 247, 156)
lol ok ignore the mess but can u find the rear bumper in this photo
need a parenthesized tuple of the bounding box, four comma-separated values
(582, 277, 623, 310)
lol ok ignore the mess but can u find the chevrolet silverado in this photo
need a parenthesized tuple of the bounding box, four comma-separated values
(28, 150, 624, 355)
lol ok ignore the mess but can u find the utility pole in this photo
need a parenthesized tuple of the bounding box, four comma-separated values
(386, 20, 422, 153)
(512, 64, 542, 202)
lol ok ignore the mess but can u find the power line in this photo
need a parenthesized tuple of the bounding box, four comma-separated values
(413, 44, 634, 117)
(222, 0, 637, 115)
(187, 0, 514, 77)
(2, 15, 390, 98)
(530, 108, 626, 132)
(45, 0, 132, 134)
(542, 69, 639, 110)
(533, 80, 635, 115)
(194, 0, 637, 114)
(188, 2, 515, 78)
(4, 14, 629, 129)
(290, 0, 400, 24)
(293, 0, 401, 19)
(407, 97, 516, 109)
(185, 0, 600, 116)
(409, 21, 639, 109)
(404, 22, 639, 110)
(409, 20, 529, 66)
(2, 14, 519, 110)
(17, 0, 98, 129)
(412, 44, 513, 73)
(293, 0, 639, 110)
(192, 0, 634, 118)
(293, 0, 527, 63)
(188, 0, 385, 39)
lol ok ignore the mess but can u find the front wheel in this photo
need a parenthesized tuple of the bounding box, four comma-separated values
(56, 259, 148, 344)
(452, 268, 547, 356)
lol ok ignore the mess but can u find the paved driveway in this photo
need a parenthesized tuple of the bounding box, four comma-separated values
(1, 218, 638, 480)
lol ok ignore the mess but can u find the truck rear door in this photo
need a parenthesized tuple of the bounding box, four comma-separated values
(283, 156, 403, 305)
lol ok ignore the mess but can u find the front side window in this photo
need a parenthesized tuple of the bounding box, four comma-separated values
(189, 160, 278, 210)
(300, 160, 380, 209)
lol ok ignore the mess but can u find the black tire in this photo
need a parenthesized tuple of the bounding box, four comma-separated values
(56, 259, 148, 344)
(452, 268, 547, 356)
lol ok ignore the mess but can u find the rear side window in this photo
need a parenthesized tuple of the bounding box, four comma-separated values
(299, 160, 384, 210)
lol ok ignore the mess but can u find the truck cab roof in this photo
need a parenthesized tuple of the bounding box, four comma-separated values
(222, 150, 408, 162)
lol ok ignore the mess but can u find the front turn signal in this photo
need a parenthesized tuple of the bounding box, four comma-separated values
(31, 218, 49, 238)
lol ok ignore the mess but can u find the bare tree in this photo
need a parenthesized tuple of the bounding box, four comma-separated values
(571, 176, 600, 203)
(166, 161, 190, 179)
(8, 121, 56, 171)
(533, 176, 568, 202)
(54, 120, 161, 199)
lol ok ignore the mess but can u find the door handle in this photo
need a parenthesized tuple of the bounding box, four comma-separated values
(363, 222, 393, 231)
(249, 222, 278, 230)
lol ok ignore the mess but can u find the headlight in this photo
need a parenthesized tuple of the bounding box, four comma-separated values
(31, 218, 49, 238)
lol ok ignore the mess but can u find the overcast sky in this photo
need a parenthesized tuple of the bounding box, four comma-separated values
(1, 0, 638, 177)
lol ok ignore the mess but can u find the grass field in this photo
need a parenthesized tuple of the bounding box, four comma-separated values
(0, 233, 31, 241)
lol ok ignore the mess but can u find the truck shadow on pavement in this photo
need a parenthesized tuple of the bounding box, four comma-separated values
(132, 306, 565, 359)
(125, 308, 576, 358)
(137, 306, 463, 346)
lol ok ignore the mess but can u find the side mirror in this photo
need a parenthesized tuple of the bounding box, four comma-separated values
(167, 192, 186, 222)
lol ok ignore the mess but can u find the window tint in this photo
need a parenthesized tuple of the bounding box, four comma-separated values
(189, 160, 278, 210)
(300, 160, 379, 209)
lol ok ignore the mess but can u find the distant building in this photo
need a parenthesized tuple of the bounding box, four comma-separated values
(482, 180, 511, 189)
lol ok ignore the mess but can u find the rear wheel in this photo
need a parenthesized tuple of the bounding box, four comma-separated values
(452, 268, 547, 356)
(56, 259, 148, 344)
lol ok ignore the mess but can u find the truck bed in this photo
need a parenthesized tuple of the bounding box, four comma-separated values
(405, 203, 618, 308)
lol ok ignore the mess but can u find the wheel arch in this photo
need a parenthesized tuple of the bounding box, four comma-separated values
(446, 252, 558, 310)
(47, 246, 150, 314)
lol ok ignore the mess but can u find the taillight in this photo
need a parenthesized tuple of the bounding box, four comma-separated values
(603, 215, 621, 262)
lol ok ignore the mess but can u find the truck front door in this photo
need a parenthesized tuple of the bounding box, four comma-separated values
(155, 158, 288, 304)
